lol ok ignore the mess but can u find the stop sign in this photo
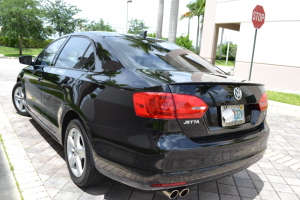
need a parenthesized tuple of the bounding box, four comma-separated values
(252, 5, 265, 29)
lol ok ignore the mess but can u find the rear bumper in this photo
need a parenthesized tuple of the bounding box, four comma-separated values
(92, 123, 269, 191)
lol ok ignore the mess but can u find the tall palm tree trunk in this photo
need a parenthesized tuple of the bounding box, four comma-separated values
(218, 28, 224, 60)
(188, 18, 190, 37)
(195, 15, 200, 52)
(156, 0, 164, 39)
(168, 0, 180, 43)
(199, 16, 204, 52)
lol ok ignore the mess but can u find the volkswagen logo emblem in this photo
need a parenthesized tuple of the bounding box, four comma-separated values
(234, 87, 242, 100)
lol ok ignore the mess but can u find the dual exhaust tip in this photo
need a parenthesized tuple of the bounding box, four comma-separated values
(162, 187, 190, 199)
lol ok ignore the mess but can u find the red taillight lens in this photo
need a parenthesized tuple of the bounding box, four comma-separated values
(133, 92, 176, 119)
(133, 92, 208, 119)
(259, 93, 268, 111)
(173, 94, 208, 119)
(151, 181, 187, 187)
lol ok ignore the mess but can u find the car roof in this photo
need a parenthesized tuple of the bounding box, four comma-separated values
(70, 31, 125, 37)
(66, 31, 166, 43)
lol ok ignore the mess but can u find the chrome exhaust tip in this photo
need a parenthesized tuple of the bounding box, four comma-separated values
(179, 187, 190, 198)
(162, 189, 179, 199)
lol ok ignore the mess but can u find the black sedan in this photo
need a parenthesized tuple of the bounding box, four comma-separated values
(13, 31, 269, 199)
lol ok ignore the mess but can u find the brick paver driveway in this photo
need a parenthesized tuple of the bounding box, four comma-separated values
(1, 58, 300, 200)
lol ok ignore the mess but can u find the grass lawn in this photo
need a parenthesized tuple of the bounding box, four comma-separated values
(215, 59, 235, 67)
(267, 90, 300, 106)
(0, 46, 42, 57)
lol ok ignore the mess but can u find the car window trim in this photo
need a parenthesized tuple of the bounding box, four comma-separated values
(77, 44, 91, 69)
(77, 44, 96, 72)
(51, 36, 71, 67)
(34, 36, 69, 66)
(85, 44, 97, 72)
(52, 35, 96, 71)
(89, 37, 124, 73)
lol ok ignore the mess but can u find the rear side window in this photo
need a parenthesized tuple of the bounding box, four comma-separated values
(55, 37, 91, 69)
(75, 45, 95, 70)
(35, 38, 66, 66)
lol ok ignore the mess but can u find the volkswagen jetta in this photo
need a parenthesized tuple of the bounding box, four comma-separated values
(12, 32, 269, 197)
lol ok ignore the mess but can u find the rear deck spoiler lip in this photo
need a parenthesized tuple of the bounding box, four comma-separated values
(168, 82, 265, 86)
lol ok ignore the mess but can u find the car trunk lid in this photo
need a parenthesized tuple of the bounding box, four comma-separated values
(168, 81, 267, 138)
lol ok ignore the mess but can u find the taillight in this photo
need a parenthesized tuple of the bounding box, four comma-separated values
(172, 94, 208, 119)
(259, 93, 268, 111)
(133, 92, 175, 119)
(133, 92, 208, 119)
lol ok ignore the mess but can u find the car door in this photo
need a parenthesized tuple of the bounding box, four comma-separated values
(41, 36, 95, 138)
(23, 38, 66, 119)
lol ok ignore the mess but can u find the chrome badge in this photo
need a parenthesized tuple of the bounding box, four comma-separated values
(233, 87, 242, 100)
(183, 120, 200, 125)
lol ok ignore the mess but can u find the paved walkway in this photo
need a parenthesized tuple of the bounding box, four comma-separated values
(1, 59, 300, 200)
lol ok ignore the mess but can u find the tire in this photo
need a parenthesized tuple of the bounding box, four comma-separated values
(65, 118, 104, 187)
(12, 82, 29, 116)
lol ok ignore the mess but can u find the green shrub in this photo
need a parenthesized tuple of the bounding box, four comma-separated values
(216, 55, 235, 61)
(176, 35, 193, 51)
(0, 36, 52, 48)
(0, 37, 19, 47)
(147, 33, 167, 40)
(216, 42, 237, 60)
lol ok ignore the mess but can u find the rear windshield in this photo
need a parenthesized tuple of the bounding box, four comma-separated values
(104, 36, 225, 74)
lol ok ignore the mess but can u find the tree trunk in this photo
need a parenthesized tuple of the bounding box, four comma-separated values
(199, 16, 204, 53)
(218, 28, 224, 60)
(156, 0, 164, 39)
(168, 0, 179, 43)
(195, 15, 200, 52)
(19, 36, 23, 56)
(188, 18, 190, 37)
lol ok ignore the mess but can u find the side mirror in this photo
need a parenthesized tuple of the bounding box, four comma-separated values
(19, 56, 33, 65)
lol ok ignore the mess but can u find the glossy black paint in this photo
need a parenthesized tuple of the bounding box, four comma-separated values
(17, 32, 269, 190)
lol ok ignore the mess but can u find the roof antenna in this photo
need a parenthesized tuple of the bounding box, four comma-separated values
(139, 31, 147, 39)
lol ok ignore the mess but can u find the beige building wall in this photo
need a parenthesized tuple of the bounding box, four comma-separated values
(200, 0, 300, 91)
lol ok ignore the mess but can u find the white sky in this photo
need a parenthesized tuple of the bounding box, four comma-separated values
(64, 0, 238, 46)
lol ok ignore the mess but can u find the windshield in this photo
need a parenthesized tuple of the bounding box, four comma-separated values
(104, 36, 225, 74)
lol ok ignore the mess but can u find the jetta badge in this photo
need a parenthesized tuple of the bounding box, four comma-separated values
(233, 87, 242, 100)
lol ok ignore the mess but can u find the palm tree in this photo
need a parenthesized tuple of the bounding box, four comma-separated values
(218, 28, 224, 60)
(180, 11, 192, 37)
(156, 0, 164, 39)
(187, 0, 206, 52)
(168, 0, 180, 43)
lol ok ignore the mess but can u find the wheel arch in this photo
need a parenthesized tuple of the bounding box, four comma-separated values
(61, 109, 92, 146)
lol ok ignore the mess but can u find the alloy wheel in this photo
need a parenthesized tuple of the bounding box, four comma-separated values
(67, 128, 86, 177)
(13, 86, 27, 113)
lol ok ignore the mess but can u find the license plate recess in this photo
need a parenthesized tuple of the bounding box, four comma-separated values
(221, 105, 245, 127)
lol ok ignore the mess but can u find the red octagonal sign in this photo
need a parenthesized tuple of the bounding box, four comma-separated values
(252, 5, 265, 29)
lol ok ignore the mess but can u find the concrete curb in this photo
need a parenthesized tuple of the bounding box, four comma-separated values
(0, 54, 19, 59)
(0, 103, 50, 200)
(0, 137, 22, 200)
(0, 54, 37, 59)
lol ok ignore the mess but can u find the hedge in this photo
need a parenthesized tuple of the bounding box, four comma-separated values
(0, 36, 52, 48)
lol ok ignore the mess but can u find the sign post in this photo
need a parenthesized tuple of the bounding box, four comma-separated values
(249, 5, 265, 81)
